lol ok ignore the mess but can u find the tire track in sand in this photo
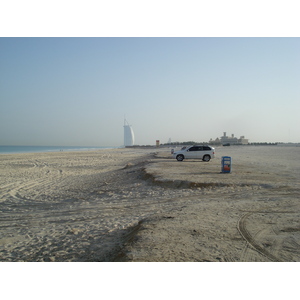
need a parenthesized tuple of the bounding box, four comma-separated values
(237, 212, 283, 262)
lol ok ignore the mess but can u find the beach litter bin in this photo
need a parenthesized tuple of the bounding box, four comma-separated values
(221, 156, 231, 173)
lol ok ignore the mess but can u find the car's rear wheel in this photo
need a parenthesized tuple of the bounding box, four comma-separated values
(203, 155, 211, 162)
(176, 154, 184, 161)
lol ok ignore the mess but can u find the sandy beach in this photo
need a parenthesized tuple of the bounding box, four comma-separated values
(0, 146, 300, 262)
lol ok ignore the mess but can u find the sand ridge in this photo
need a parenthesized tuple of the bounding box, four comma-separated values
(118, 146, 300, 261)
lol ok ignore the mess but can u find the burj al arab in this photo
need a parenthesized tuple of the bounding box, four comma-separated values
(124, 119, 135, 146)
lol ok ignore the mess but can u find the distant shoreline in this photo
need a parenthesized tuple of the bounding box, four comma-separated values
(2, 143, 299, 155)
(0, 145, 120, 155)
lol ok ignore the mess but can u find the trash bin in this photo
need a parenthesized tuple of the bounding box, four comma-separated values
(221, 156, 231, 173)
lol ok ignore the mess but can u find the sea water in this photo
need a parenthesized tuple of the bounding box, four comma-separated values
(0, 145, 119, 154)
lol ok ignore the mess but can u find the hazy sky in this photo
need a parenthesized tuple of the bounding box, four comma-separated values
(0, 37, 299, 146)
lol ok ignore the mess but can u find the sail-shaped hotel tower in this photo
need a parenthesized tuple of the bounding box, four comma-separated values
(124, 119, 135, 146)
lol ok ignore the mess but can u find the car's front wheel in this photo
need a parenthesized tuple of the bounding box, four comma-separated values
(203, 155, 211, 162)
(176, 154, 184, 161)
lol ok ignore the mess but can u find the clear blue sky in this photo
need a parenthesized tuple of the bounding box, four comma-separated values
(0, 37, 299, 146)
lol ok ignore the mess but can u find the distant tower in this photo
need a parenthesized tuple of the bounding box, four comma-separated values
(124, 119, 135, 146)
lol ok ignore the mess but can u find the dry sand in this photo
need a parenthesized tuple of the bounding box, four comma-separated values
(0, 146, 300, 262)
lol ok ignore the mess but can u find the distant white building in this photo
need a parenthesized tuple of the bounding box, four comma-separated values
(124, 119, 135, 146)
(220, 132, 248, 145)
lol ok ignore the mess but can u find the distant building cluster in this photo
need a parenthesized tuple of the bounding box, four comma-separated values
(210, 132, 249, 145)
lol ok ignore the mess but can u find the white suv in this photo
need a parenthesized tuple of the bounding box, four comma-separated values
(172, 145, 215, 162)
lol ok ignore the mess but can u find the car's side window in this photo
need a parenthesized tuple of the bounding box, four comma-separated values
(197, 146, 203, 151)
(203, 146, 211, 151)
(189, 146, 203, 151)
